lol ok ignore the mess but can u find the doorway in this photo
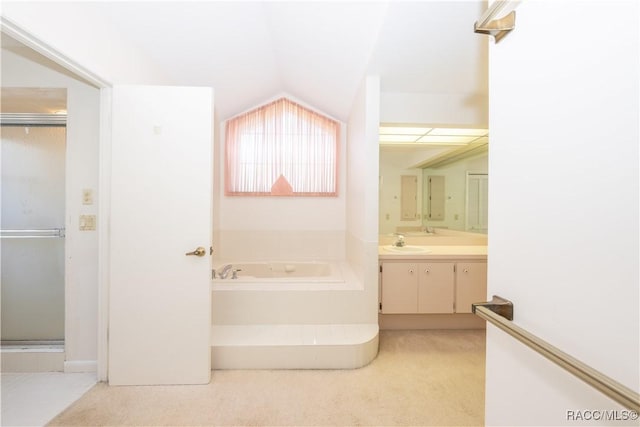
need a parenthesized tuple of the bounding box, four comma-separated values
(465, 172, 488, 233)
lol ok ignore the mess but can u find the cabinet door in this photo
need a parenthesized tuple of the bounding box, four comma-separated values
(381, 263, 418, 313)
(418, 262, 455, 313)
(455, 262, 488, 313)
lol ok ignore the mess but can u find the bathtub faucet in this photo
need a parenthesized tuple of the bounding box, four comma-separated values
(393, 233, 406, 247)
(217, 264, 233, 279)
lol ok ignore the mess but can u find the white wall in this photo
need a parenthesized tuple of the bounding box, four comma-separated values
(1, 48, 101, 369)
(380, 92, 488, 126)
(486, 2, 639, 425)
(345, 75, 380, 324)
(2, 3, 169, 85)
(213, 94, 348, 262)
(347, 76, 380, 244)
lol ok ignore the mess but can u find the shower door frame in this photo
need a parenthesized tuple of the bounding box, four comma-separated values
(1, 123, 68, 344)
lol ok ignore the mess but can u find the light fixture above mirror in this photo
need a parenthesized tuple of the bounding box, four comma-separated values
(379, 124, 488, 146)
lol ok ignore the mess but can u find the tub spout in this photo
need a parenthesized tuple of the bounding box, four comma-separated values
(218, 264, 233, 279)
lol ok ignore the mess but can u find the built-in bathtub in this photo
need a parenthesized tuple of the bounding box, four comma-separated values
(211, 261, 360, 291)
(210, 260, 378, 369)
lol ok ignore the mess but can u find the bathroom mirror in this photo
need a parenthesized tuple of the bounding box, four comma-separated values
(379, 149, 488, 235)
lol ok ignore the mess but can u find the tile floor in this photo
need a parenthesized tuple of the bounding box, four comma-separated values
(1, 372, 96, 426)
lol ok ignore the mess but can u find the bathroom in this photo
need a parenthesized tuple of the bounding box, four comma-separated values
(210, 110, 491, 368)
(1, 0, 489, 376)
(2, 2, 638, 425)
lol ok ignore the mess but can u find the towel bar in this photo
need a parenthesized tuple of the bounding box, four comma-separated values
(0, 228, 65, 239)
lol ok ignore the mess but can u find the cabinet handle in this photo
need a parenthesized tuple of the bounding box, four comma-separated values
(409, 269, 414, 274)
(463, 268, 469, 273)
(424, 269, 430, 274)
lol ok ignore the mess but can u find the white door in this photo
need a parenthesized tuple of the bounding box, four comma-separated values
(486, 2, 638, 425)
(108, 85, 212, 385)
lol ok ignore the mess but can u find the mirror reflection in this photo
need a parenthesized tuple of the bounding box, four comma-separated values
(379, 125, 488, 235)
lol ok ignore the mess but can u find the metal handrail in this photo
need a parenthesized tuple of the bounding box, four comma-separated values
(0, 228, 65, 238)
(473, 297, 640, 412)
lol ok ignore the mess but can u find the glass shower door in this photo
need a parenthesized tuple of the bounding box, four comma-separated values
(1, 124, 66, 345)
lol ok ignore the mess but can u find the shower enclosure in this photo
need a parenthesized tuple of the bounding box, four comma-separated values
(1, 113, 66, 356)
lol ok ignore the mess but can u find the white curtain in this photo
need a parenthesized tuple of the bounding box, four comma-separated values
(225, 98, 339, 196)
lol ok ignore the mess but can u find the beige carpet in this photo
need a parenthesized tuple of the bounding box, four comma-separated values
(48, 330, 485, 426)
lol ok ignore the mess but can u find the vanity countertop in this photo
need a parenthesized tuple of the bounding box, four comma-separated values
(378, 245, 487, 260)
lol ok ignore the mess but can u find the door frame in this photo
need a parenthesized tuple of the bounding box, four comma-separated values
(2, 16, 112, 381)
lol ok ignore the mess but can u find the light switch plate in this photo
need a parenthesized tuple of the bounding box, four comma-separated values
(82, 189, 93, 205)
(79, 215, 96, 231)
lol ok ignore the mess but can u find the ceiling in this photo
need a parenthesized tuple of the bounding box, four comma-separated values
(1, 0, 488, 163)
(3, 0, 486, 122)
(0, 87, 67, 114)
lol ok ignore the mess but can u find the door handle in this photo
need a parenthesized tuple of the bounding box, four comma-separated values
(185, 246, 206, 257)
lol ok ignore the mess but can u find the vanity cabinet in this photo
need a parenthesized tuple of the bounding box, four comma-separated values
(380, 260, 486, 314)
(381, 262, 455, 314)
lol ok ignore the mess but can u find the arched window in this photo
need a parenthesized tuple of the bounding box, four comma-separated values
(225, 98, 339, 196)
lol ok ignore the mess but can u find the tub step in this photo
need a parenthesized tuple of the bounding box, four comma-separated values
(211, 323, 379, 369)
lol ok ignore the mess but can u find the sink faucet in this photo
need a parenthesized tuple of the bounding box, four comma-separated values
(217, 264, 233, 279)
(393, 233, 406, 247)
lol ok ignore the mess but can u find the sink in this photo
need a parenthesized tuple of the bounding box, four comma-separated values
(383, 245, 430, 254)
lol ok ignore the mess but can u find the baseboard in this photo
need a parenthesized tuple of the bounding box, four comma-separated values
(379, 313, 486, 330)
(64, 360, 97, 373)
(1, 349, 64, 372)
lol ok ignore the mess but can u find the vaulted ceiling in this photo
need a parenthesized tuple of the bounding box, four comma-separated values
(2, 1, 488, 124)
